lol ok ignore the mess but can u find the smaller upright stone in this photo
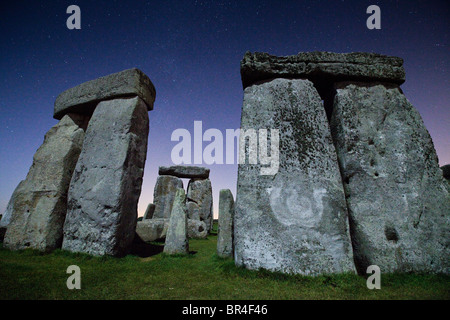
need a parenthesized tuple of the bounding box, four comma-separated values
(143, 203, 155, 220)
(159, 166, 210, 179)
(217, 189, 235, 258)
(164, 188, 189, 255)
(187, 178, 213, 231)
(153, 176, 183, 219)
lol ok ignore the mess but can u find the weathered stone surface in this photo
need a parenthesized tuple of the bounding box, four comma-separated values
(187, 179, 213, 232)
(187, 219, 208, 239)
(143, 203, 155, 220)
(235, 78, 355, 275)
(0, 180, 25, 229)
(54, 68, 156, 120)
(153, 176, 183, 219)
(330, 83, 450, 274)
(159, 166, 210, 179)
(241, 51, 405, 89)
(217, 189, 234, 258)
(136, 218, 168, 242)
(441, 164, 450, 180)
(164, 188, 189, 255)
(4, 114, 88, 252)
(62, 97, 149, 257)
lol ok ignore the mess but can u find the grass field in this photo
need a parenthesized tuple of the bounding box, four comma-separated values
(0, 225, 449, 300)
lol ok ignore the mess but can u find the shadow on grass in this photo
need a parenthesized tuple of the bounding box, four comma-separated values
(129, 234, 164, 258)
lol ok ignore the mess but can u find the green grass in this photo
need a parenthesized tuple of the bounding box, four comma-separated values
(0, 229, 449, 300)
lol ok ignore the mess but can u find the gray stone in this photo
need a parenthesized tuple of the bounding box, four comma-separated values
(62, 97, 149, 257)
(159, 166, 210, 179)
(4, 114, 88, 252)
(330, 83, 450, 274)
(54, 68, 156, 120)
(441, 164, 450, 180)
(136, 218, 168, 242)
(187, 219, 208, 239)
(0, 180, 25, 229)
(186, 201, 200, 220)
(143, 203, 155, 220)
(187, 179, 213, 232)
(241, 51, 405, 89)
(164, 188, 189, 255)
(235, 78, 355, 276)
(217, 189, 234, 258)
(153, 175, 183, 219)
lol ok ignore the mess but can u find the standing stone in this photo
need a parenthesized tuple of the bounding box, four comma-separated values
(164, 188, 189, 255)
(62, 97, 149, 257)
(330, 83, 450, 274)
(4, 114, 88, 251)
(217, 189, 235, 258)
(152, 176, 183, 219)
(187, 179, 213, 232)
(235, 78, 355, 275)
(143, 203, 155, 220)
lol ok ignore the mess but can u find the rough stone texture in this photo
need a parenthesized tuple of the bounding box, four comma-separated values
(235, 78, 355, 276)
(143, 203, 155, 220)
(159, 165, 210, 179)
(187, 219, 208, 239)
(4, 114, 88, 252)
(331, 83, 450, 274)
(62, 97, 149, 257)
(441, 164, 450, 180)
(164, 188, 189, 255)
(135, 218, 168, 242)
(187, 179, 213, 232)
(152, 175, 183, 219)
(217, 189, 235, 258)
(241, 51, 405, 89)
(54, 68, 156, 120)
(0, 180, 25, 229)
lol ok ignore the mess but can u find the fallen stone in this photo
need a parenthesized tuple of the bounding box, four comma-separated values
(241, 51, 405, 89)
(54, 68, 156, 120)
(143, 203, 155, 220)
(187, 178, 213, 232)
(217, 189, 235, 258)
(164, 188, 189, 255)
(3, 114, 88, 252)
(159, 165, 210, 179)
(0, 180, 25, 229)
(330, 82, 450, 274)
(136, 218, 168, 242)
(188, 219, 208, 239)
(235, 78, 355, 276)
(62, 97, 149, 257)
(153, 175, 183, 219)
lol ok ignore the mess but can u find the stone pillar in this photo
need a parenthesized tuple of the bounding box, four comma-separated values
(152, 176, 183, 219)
(4, 114, 88, 251)
(143, 203, 155, 220)
(217, 189, 234, 258)
(187, 178, 213, 232)
(62, 97, 149, 257)
(235, 78, 355, 275)
(330, 82, 450, 274)
(164, 188, 189, 255)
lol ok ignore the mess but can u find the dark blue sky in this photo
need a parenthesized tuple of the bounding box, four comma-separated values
(0, 0, 448, 216)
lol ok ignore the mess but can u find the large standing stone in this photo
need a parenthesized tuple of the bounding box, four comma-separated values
(54, 68, 156, 120)
(4, 114, 88, 251)
(152, 176, 183, 219)
(164, 188, 189, 255)
(143, 203, 155, 220)
(159, 166, 210, 179)
(136, 218, 168, 242)
(330, 83, 450, 274)
(235, 78, 355, 275)
(62, 97, 149, 257)
(217, 189, 235, 258)
(187, 179, 213, 232)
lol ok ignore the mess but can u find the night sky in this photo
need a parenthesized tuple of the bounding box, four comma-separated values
(0, 0, 448, 217)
